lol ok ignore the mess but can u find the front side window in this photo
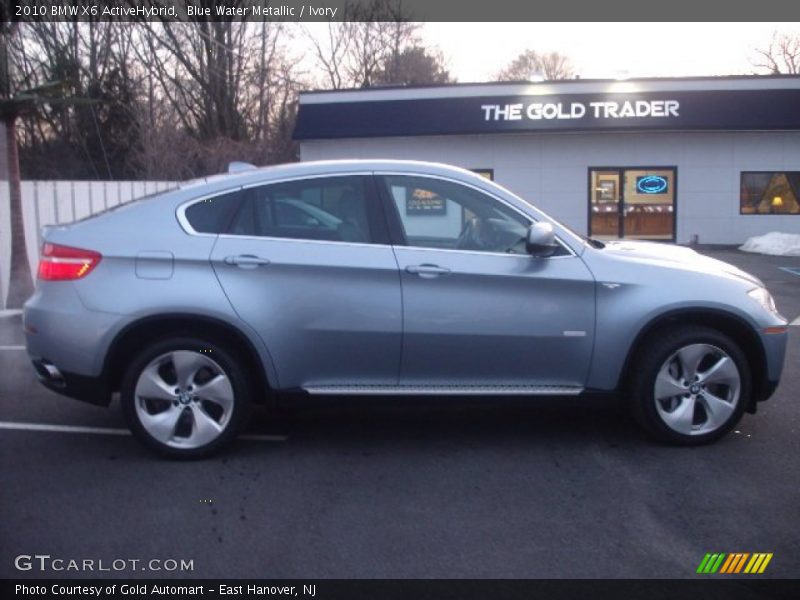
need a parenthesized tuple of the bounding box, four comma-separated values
(380, 175, 533, 254)
(741, 172, 800, 215)
(229, 176, 374, 242)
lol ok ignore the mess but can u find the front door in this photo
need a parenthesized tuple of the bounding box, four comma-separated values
(590, 168, 676, 241)
(377, 174, 595, 388)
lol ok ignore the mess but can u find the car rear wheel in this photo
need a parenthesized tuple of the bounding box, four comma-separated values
(630, 326, 751, 445)
(121, 337, 251, 458)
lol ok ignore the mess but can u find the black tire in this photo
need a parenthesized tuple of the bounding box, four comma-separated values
(121, 336, 252, 458)
(629, 326, 751, 446)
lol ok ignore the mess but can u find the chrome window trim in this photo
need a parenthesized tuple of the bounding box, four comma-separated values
(391, 244, 578, 261)
(212, 233, 576, 261)
(239, 171, 373, 190)
(176, 170, 577, 259)
(215, 232, 393, 250)
(375, 171, 578, 258)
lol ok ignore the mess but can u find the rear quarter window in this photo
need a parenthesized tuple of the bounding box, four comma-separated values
(183, 190, 242, 233)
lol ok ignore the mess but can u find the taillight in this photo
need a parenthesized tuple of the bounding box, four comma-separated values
(37, 243, 102, 281)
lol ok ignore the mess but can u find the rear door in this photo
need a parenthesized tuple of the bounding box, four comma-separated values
(208, 174, 402, 389)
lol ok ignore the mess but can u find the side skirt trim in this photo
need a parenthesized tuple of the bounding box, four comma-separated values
(302, 384, 584, 396)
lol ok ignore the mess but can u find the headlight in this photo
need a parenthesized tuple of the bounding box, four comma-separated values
(747, 287, 779, 315)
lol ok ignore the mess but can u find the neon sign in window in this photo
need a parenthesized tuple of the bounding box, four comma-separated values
(636, 175, 669, 195)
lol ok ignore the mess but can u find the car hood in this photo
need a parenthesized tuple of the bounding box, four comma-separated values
(600, 240, 763, 287)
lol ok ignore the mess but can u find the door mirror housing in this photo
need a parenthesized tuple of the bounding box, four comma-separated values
(526, 222, 558, 257)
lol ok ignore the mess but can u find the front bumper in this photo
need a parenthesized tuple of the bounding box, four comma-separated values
(759, 379, 780, 403)
(748, 328, 788, 410)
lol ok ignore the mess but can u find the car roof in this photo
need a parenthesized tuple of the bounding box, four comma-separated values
(180, 159, 484, 193)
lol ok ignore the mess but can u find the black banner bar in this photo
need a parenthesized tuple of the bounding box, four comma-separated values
(4, 0, 800, 22)
(4, 579, 800, 600)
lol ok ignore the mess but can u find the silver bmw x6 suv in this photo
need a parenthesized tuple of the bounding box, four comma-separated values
(24, 160, 788, 457)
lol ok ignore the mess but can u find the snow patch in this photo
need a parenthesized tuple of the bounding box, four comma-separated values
(739, 232, 800, 257)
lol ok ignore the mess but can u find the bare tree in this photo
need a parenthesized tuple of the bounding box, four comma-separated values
(242, 23, 304, 164)
(347, 1, 419, 88)
(137, 19, 250, 142)
(3, 19, 137, 307)
(10, 21, 143, 179)
(495, 49, 575, 81)
(753, 32, 800, 74)
(304, 0, 426, 89)
(133, 16, 303, 175)
(9, 18, 305, 180)
(305, 22, 355, 90)
(375, 45, 453, 86)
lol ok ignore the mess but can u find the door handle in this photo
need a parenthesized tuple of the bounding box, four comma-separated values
(405, 264, 451, 278)
(224, 254, 271, 268)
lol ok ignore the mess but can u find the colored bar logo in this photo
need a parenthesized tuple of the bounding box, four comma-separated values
(697, 553, 773, 574)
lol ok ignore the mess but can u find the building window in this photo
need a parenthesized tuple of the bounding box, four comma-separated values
(740, 172, 800, 215)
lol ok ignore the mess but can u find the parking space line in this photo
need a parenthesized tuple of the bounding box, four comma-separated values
(0, 309, 23, 318)
(0, 421, 130, 435)
(778, 267, 800, 277)
(0, 421, 287, 442)
(0, 345, 26, 351)
(791, 315, 800, 326)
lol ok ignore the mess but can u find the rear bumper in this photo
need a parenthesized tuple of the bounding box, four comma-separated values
(31, 358, 111, 406)
(24, 281, 124, 406)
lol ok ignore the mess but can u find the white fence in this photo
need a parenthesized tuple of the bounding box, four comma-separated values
(0, 180, 176, 309)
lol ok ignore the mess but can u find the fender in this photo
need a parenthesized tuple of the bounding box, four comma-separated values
(101, 311, 281, 397)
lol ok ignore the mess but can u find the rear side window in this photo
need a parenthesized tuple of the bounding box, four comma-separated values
(183, 190, 242, 234)
(228, 176, 374, 243)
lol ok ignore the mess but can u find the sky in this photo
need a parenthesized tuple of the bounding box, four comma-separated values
(419, 22, 799, 81)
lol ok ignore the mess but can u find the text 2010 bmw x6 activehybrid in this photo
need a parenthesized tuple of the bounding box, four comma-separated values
(24, 160, 788, 457)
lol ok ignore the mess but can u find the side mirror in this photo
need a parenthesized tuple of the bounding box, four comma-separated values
(526, 222, 558, 257)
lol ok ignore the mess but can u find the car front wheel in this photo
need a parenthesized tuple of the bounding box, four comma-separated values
(121, 337, 251, 458)
(631, 326, 751, 445)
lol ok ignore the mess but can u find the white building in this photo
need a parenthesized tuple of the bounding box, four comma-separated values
(294, 75, 800, 244)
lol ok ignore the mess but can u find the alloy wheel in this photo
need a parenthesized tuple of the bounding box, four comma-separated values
(653, 343, 741, 436)
(134, 350, 235, 449)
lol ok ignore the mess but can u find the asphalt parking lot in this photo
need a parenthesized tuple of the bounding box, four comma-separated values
(1, 246, 798, 580)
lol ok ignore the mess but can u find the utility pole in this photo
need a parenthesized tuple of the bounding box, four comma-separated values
(0, 23, 34, 310)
